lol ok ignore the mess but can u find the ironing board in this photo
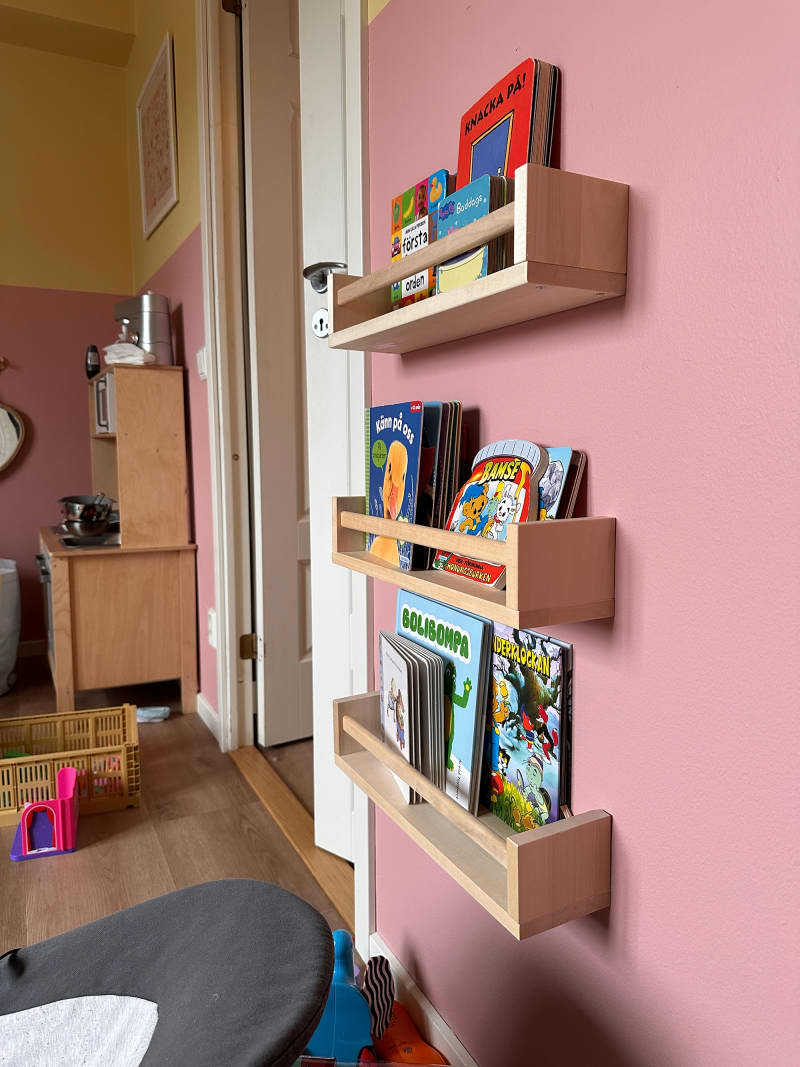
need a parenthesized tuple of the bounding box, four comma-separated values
(0, 880, 334, 1066)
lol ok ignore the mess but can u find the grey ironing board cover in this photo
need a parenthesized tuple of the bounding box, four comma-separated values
(0, 879, 334, 1066)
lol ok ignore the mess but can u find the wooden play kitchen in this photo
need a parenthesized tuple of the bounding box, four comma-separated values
(329, 162, 627, 939)
(39, 365, 197, 713)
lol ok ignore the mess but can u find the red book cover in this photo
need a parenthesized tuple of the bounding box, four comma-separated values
(456, 58, 535, 188)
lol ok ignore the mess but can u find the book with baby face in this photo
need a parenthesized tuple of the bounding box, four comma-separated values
(364, 402, 424, 571)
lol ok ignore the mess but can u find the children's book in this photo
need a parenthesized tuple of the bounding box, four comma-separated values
(538, 447, 587, 519)
(538, 447, 572, 519)
(395, 590, 491, 812)
(378, 632, 413, 803)
(435, 175, 513, 295)
(481, 625, 572, 832)
(390, 170, 454, 308)
(411, 403, 443, 569)
(365, 402, 424, 571)
(456, 58, 559, 188)
(432, 439, 548, 587)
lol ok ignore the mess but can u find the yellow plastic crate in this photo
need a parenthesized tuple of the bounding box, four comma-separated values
(0, 704, 140, 826)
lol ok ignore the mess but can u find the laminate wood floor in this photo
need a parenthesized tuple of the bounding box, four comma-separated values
(0, 660, 346, 951)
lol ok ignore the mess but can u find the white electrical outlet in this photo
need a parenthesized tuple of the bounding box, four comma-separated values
(196, 347, 208, 381)
(207, 607, 218, 648)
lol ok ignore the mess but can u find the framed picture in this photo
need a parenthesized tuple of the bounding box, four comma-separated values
(136, 33, 179, 238)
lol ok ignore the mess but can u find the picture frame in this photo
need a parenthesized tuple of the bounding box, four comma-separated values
(136, 33, 179, 238)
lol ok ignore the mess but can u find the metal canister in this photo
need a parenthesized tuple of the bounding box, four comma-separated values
(113, 292, 173, 365)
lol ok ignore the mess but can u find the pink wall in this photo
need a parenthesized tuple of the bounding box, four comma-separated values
(369, 3, 798, 1065)
(142, 226, 217, 711)
(0, 286, 122, 641)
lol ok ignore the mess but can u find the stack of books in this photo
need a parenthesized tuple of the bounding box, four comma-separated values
(364, 400, 465, 571)
(390, 57, 560, 302)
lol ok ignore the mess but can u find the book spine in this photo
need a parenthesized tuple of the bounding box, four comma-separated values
(364, 408, 371, 550)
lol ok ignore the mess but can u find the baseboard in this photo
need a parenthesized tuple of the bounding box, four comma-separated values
(369, 933, 478, 1067)
(196, 692, 221, 742)
(18, 639, 46, 658)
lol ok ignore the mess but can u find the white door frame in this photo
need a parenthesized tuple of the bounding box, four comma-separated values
(298, 0, 373, 956)
(197, 0, 375, 955)
(196, 0, 254, 752)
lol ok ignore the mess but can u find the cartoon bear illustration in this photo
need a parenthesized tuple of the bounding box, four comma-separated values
(457, 483, 489, 533)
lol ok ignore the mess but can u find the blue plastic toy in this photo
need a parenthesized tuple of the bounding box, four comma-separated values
(304, 929, 375, 1063)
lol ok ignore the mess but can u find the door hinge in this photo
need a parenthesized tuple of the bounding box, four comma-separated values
(221, 0, 241, 14)
(239, 633, 261, 660)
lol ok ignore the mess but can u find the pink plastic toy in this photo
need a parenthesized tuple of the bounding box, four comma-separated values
(10, 766, 80, 861)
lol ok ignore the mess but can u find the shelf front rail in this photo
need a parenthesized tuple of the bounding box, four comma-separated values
(334, 693, 612, 939)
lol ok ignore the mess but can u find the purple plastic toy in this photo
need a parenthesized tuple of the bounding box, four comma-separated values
(10, 766, 79, 861)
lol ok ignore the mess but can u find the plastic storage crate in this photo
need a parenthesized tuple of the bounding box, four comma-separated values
(0, 704, 140, 827)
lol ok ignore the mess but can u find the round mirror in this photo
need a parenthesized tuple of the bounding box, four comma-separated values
(0, 403, 25, 473)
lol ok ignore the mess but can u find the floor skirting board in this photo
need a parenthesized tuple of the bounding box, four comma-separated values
(230, 746, 354, 931)
(369, 933, 478, 1067)
(196, 692, 220, 741)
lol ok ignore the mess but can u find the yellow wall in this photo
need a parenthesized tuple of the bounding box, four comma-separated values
(0, 0, 199, 294)
(368, 0, 392, 20)
(126, 0, 199, 290)
(0, 42, 132, 293)
(8, 0, 133, 35)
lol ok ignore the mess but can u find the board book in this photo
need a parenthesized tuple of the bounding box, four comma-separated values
(390, 169, 455, 308)
(364, 402, 424, 571)
(456, 57, 559, 189)
(435, 175, 513, 295)
(482, 625, 572, 833)
(432, 439, 548, 587)
(395, 590, 491, 813)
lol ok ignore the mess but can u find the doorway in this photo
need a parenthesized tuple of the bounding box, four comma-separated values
(202, 0, 371, 882)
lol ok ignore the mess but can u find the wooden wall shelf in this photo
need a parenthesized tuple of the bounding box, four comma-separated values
(327, 163, 628, 354)
(334, 692, 612, 939)
(332, 496, 615, 628)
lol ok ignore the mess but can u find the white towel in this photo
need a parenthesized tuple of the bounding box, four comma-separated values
(103, 342, 156, 365)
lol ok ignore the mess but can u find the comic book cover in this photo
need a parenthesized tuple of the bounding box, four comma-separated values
(456, 58, 535, 188)
(482, 625, 571, 832)
(395, 590, 491, 812)
(364, 402, 424, 571)
(432, 441, 546, 586)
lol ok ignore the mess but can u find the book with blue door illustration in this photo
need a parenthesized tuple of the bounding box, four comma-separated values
(395, 590, 491, 812)
(455, 57, 560, 188)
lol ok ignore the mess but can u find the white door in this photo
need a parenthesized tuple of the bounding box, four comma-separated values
(241, 0, 313, 747)
(299, 0, 370, 863)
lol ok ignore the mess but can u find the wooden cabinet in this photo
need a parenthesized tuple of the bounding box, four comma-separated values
(43, 365, 198, 713)
(89, 365, 189, 548)
(41, 529, 197, 714)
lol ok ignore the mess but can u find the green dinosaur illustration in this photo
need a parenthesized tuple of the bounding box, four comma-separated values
(444, 669, 472, 771)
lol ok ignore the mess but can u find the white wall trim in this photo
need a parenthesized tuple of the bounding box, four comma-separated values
(370, 934, 479, 1067)
(196, 0, 254, 751)
(345, 0, 375, 965)
(196, 691, 221, 743)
